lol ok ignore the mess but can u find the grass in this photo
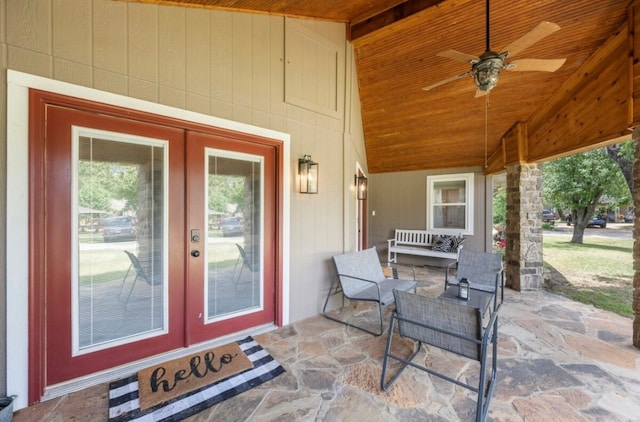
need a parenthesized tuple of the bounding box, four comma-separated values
(542, 234, 634, 318)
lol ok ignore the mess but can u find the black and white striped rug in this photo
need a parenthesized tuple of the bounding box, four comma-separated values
(108, 336, 285, 421)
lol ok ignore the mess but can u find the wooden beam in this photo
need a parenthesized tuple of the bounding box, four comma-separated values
(503, 122, 527, 167)
(484, 138, 506, 175)
(348, 0, 445, 41)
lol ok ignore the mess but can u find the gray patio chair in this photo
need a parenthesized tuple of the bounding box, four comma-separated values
(445, 248, 504, 310)
(381, 289, 501, 422)
(118, 250, 160, 303)
(323, 247, 417, 336)
(232, 243, 260, 289)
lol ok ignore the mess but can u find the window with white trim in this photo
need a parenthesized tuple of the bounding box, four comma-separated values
(427, 173, 474, 235)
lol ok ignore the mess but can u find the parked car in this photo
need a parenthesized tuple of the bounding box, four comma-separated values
(101, 216, 136, 242)
(587, 215, 607, 228)
(219, 216, 243, 237)
(565, 215, 607, 228)
(625, 210, 635, 223)
(542, 209, 555, 222)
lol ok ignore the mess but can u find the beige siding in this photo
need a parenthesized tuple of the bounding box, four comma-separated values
(369, 168, 488, 266)
(1, 1, 368, 398)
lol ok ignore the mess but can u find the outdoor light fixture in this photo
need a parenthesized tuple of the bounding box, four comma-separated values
(355, 174, 368, 200)
(471, 51, 506, 92)
(298, 155, 318, 194)
(457, 278, 470, 300)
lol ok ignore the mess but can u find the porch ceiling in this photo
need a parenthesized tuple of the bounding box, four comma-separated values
(127, 0, 632, 173)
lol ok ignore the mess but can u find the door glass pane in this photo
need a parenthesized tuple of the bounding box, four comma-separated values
(72, 128, 168, 355)
(205, 149, 263, 321)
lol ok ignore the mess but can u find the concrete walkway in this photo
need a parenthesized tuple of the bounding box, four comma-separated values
(13, 266, 640, 421)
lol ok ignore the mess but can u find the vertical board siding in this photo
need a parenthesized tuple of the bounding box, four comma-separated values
(93, 0, 127, 74)
(158, 6, 186, 91)
(6, 0, 51, 53)
(52, 0, 92, 66)
(128, 3, 158, 84)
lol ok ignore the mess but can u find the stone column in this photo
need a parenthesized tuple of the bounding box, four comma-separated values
(504, 163, 544, 291)
(633, 127, 640, 349)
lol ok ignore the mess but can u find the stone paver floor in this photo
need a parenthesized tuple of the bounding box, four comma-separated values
(13, 266, 640, 421)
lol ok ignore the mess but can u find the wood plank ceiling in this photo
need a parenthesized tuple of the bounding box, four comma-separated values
(124, 0, 632, 174)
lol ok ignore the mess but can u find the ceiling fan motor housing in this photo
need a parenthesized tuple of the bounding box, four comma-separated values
(472, 51, 505, 91)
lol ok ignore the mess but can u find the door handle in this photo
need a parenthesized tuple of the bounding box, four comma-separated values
(191, 250, 200, 257)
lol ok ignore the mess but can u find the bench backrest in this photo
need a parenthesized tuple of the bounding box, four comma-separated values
(332, 247, 385, 297)
(394, 229, 436, 246)
(393, 289, 482, 360)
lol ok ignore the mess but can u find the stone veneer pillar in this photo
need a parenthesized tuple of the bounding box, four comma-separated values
(632, 128, 640, 349)
(504, 163, 544, 291)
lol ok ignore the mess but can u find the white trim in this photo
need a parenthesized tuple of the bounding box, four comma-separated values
(426, 172, 475, 235)
(6, 69, 291, 410)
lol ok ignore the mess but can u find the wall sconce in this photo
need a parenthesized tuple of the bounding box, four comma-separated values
(299, 155, 318, 194)
(355, 174, 368, 200)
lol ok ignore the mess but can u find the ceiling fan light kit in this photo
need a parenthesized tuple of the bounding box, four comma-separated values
(472, 52, 506, 92)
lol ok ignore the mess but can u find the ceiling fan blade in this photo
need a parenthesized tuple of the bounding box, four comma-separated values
(437, 50, 479, 63)
(423, 72, 471, 91)
(502, 21, 561, 58)
(507, 58, 566, 72)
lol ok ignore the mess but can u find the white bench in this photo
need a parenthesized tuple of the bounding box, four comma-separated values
(387, 229, 463, 263)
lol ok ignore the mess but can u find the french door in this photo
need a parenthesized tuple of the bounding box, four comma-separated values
(31, 94, 278, 396)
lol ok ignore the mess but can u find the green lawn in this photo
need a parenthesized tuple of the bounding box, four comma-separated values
(542, 234, 633, 318)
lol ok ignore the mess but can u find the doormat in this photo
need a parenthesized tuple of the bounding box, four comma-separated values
(108, 336, 285, 421)
(137, 341, 253, 411)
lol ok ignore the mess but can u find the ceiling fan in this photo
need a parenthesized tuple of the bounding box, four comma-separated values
(423, 0, 566, 95)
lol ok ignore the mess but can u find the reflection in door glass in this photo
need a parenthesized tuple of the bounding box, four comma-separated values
(73, 130, 167, 354)
(205, 150, 263, 320)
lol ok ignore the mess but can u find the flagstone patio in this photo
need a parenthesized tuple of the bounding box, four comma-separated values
(13, 266, 640, 421)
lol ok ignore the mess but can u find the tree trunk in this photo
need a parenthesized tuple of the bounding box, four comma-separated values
(570, 205, 599, 244)
(606, 144, 633, 193)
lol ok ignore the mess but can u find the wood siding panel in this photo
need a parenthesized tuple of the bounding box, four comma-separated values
(52, 0, 92, 66)
(6, 0, 51, 53)
(159, 6, 186, 90)
(186, 8, 211, 100)
(128, 3, 158, 84)
(232, 12, 254, 111)
(7, 46, 52, 78)
(93, 0, 127, 74)
(252, 13, 272, 115)
(284, 19, 342, 118)
(211, 10, 233, 104)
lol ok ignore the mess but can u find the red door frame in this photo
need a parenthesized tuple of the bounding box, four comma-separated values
(27, 89, 285, 403)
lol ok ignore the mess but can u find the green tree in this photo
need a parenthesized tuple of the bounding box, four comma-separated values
(78, 161, 139, 214)
(543, 147, 630, 243)
(208, 175, 244, 214)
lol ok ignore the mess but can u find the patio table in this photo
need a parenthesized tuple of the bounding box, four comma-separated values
(438, 286, 494, 318)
